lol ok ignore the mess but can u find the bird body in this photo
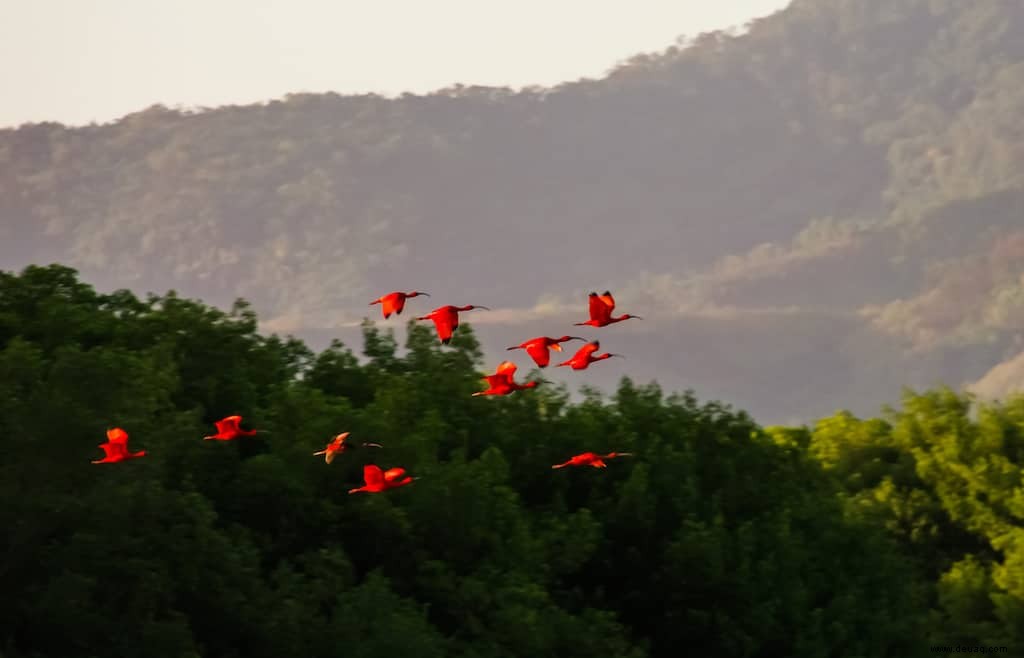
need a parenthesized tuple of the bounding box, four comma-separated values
(556, 340, 624, 370)
(507, 335, 585, 368)
(203, 415, 260, 441)
(370, 291, 429, 319)
(349, 464, 416, 494)
(473, 360, 542, 396)
(313, 432, 383, 463)
(575, 291, 641, 328)
(416, 304, 489, 344)
(552, 451, 633, 469)
(92, 427, 146, 464)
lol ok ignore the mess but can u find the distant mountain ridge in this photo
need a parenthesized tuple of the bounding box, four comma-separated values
(2, 0, 1023, 422)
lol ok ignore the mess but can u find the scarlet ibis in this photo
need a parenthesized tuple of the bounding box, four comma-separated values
(313, 432, 383, 463)
(574, 291, 641, 327)
(556, 340, 624, 370)
(369, 291, 429, 319)
(203, 415, 264, 441)
(349, 464, 417, 494)
(552, 452, 634, 469)
(507, 335, 585, 368)
(473, 360, 545, 396)
(416, 304, 490, 344)
(92, 427, 146, 464)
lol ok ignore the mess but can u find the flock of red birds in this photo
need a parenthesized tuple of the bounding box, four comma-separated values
(93, 290, 641, 491)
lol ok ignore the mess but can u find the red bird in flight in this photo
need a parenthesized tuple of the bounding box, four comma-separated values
(552, 451, 634, 469)
(506, 335, 585, 368)
(92, 427, 146, 464)
(416, 304, 490, 344)
(349, 464, 417, 494)
(575, 291, 641, 328)
(556, 340, 624, 370)
(369, 291, 429, 319)
(473, 361, 544, 396)
(203, 415, 264, 441)
(313, 432, 383, 463)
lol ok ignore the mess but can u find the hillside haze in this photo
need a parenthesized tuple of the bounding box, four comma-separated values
(3, 0, 1024, 422)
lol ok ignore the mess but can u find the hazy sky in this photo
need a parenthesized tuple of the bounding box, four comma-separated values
(0, 0, 788, 128)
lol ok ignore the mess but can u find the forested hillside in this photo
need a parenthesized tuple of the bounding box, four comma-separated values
(2, 0, 1023, 421)
(2, 264, 1023, 657)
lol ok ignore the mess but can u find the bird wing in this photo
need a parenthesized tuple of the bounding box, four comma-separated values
(383, 467, 408, 483)
(325, 451, 337, 465)
(495, 361, 518, 378)
(525, 341, 551, 367)
(363, 464, 384, 488)
(483, 373, 511, 389)
(106, 428, 129, 444)
(599, 291, 616, 313)
(575, 341, 600, 360)
(381, 293, 404, 317)
(589, 292, 610, 323)
(99, 442, 126, 459)
(574, 452, 598, 465)
(216, 416, 242, 435)
(428, 309, 455, 343)
(332, 432, 350, 448)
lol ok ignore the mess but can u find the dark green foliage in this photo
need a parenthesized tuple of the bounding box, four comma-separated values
(1, 265, 986, 658)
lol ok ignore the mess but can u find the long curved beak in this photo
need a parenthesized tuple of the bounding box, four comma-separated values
(568, 336, 586, 341)
(506, 346, 521, 350)
(473, 306, 491, 311)
(609, 354, 626, 359)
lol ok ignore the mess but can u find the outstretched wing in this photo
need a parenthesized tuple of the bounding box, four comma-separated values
(381, 293, 405, 318)
(483, 373, 511, 389)
(331, 432, 350, 448)
(428, 309, 456, 344)
(99, 442, 127, 459)
(106, 428, 129, 444)
(494, 361, 518, 378)
(363, 464, 384, 488)
(216, 416, 242, 435)
(588, 292, 613, 324)
(383, 467, 408, 483)
(598, 291, 616, 312)
(525, 342, 551, 367)
(575, 341, 600, 360)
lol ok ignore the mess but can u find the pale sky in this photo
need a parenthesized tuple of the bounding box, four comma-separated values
(0, 0, 788, 128)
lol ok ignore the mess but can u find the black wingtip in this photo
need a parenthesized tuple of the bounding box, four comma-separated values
(602, 290, 612, 296)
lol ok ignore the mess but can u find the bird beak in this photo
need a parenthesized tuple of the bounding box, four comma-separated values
(506, 346, 519, 351)
(609, 354, 626, 359)
(419, 292, 430, 297)
(474, 306, 491, 311)
(569, 336, 586, 341)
